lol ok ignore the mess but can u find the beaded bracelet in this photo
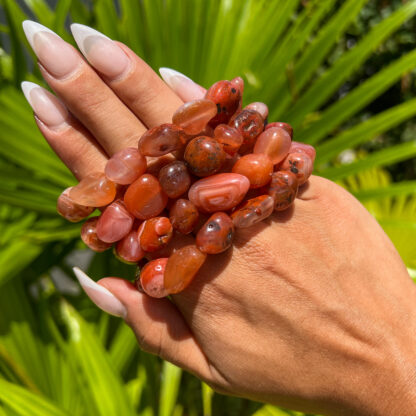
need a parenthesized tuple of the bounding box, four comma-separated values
(57, 77, 316, 298)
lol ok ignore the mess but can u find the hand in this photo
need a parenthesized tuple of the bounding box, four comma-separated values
(22, 21, 416, 416)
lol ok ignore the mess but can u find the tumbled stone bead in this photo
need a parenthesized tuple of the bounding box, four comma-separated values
(232, 153, 273, 189)
(172, 99, 217, 135)
(230, 109, 264, 154)
(231, 195, 274, 228)
(145, 232, 195, 261)
(164, 245, 207, 294)
(115, 230, 145, 263)
(140, 258, 169, 298)
(96, 200, 134, 243)
(244, 102, 268, 120)
(124, 174, 168, 219)
(290, 141, 316, 162)
(213, 124, 243, 156)
(218, 153, 240, 173)
(205, 80, 241, 126)
(230, 76, 244, 95)
(266, 122, 293, 139)
(158, 161, 191, 198)
(81, 217, 112, 252)
(69, 172, 116, 207)
(268, 171, 299, 211)
(184, 136, 226, 177)
(138, 124, 188, 157)
(196, 212, 234, 254)
(280, 152, 313, 185)
(188, 173, 250, 212)
(254, 127, 292, 165)
(105, 148, 147, 185)
(169, 199, 199, 234)
(139, 217, 173, 252)
(57, 187, 94, 222)
(146, 154, 176, 176)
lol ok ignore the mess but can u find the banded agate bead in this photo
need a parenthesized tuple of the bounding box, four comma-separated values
(213, 124, 243, 156)
(140, 258, 169, 298)
(266, 122, 293, 139)
(57, 187, 94, 222)
(280, 152, 313, 185)
(105, 148, 147, 185)
(230, 109, 264, 154)
(158, 161, 191, 198)
(268, 171, 298, 211)
(254, 127, 292, 165)
(81, 217, 112, 252)
(244, 102, 268, 120)
(116, 230, 145, 263)
(290, 141, 316, 162)
(232, 153, 273, 188)
(169, 199, 199, 234)
(164, 245, 207, 294)
(188, 173, 250, 212)
(231, 195, 274, 228)
(139, 217, 173, 252)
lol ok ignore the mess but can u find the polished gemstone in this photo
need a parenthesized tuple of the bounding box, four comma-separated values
(139, 217, 173, 252)
(290, 141, 316, 162)
(158, 161, 191, 198)
(140, 258, 169, 298)
(254, 127, 292, 165)
(268, 171, 298, 211)
(232, 153, 273, 188)
(280, 152, 313, 185)
(81, 217, 112, 252)
(244, 102, 268, 120)
(231, 195, 274, 228)
(169, 199, 199, 234)
(57, 187, 94, 222)
(115, 230, 145, 263)
(213, 124, 243, 156)
(230, 109, 264, 154)
(266, 122, 293, 138)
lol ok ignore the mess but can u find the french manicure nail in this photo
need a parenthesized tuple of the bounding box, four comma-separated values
(159, 67, 206, 100)
(21, 81, 69, 128)
(71, 23, 130, 79)
(22, 20, 80, 78)
(73, 267, 127, 318)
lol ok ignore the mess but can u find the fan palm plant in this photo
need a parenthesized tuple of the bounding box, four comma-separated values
(0, 0, 415, 415)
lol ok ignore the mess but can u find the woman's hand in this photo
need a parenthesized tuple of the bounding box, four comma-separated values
(22, 21, 416, 416)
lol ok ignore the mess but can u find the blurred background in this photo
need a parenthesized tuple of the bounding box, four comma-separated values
(0, 0, 415, 415)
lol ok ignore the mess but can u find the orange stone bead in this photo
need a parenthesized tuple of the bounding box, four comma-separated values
(280, 152, 313, 185)
(139, 217, 173, 252)
(140, 258, 169, 298)
(145, 232, 195, 261)
(81, 217, 112, 252)
(266, 122, 293, 138)
(230, 76, 244, 95)
(158, 161, 191, 198)
(232, 153, 273, 188)
(124, 174, 168, 219)
(290, 141, 316, 162)
(69, 172, 116, 207)
(57, 187, 94, 222)
(230, 109, 264, 154)
(164, 245, 207, 294)
(115, 230, 145, 263)
(172, 99, 217, 135)
(268, 171, 298, 211)
(169, 199, 199, 234)
(254, 127, 292, 165)
(231, 195, 274, 228)
(244, 102, 268, 120)
(213, 124, 243, 156)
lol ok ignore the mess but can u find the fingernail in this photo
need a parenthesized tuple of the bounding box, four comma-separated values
(22, 20, 80, 78)
(159, 67, 206, 101)
(73, 267, 127, 318)
(21, 81, 69, 128)
(71, 23, 130, 79)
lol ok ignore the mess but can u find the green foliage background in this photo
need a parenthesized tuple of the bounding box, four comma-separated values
(0, 0, 415, 415)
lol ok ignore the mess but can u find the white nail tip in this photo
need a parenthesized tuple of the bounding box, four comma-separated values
(159, 67, 193, 85)
(70, 23, 111, 54)
(73, 267, 126, 318)
(22, 20, 56, 49)
(21, 81, 40, 105)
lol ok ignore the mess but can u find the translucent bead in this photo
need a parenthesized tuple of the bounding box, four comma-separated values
(280, 152, 313, 185)
(188, 173, 250, 212)
(290, 141, 316, 162)
(139, 217, 173, 252)
(115, 230, 145, 263)
(230, 109, 264, 154)
(196, 212, 234, 254)
(231, 195, 274, 228)
(232, 153, 273, 188)
(253, 127, 292, 165)
(268, 171, 298, 211)
(57, 187, 94, 222)
(172, 99, 217, 135)
(69, 172, 116, 207)
(169, 199, 199, 234)
(213, 124, 243, 156)
(124, 174, 168, 219)
(138, 124, 188, 157)
(266, 122, 293, 139)
(81, 217, 112, 252)
(105, 148, 147, 185)
(158, 161, 191, 198)
(140, 258, 169, 298)
(164, 245, 207, 294)
(244, 102, 268, 120)
(184, 136, 226, 177)
(230, 76, 244, 95)
(96, 200, 134, 243)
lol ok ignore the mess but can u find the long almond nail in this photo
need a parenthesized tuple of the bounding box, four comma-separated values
(71, 23, 130, 79)
(21, 81, 69, 128)
(22, 20, 80, 78)
(73, 267, 127, 318)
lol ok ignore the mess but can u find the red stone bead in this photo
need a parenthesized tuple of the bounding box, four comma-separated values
(81, 217, 112, 252)
(115, 230, 145, 263)
(231, 195, 274, 228)
(124, 174, 168, 219)
(205, 80, 241, 126)
(232, 153, 273, 189)
(289, 141, 316, 162)
(69, 172, 116, 207)
(184, 136, 226, 177)
(244, 102, 268, 120)
(158, 161, 191, 198)
(254, 127, 292, 165)
(188, 173, 250, 212)
(140, 258, 169, 298)
(139, 217, 173, 252)
(57, 187, 94, 222)
(230, 76, 244, 95)
(230, 109, 264, 154)
(268, 171, 298, 211)
(213, 124, 243, 156)
(266, 122, 293, 139)
(138, 124, 188, 157)
(280, 152, 313, 185)
(169, 199, 199, 234)
(146, 155, 176, 177)
(145, 232, 195, 261)
(96, 200, 134, 243)
(196, 212, 234, 254)
(105, 148, 147, 185)
(164, 245, 207, 294)
(172, 99, 217, 135)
